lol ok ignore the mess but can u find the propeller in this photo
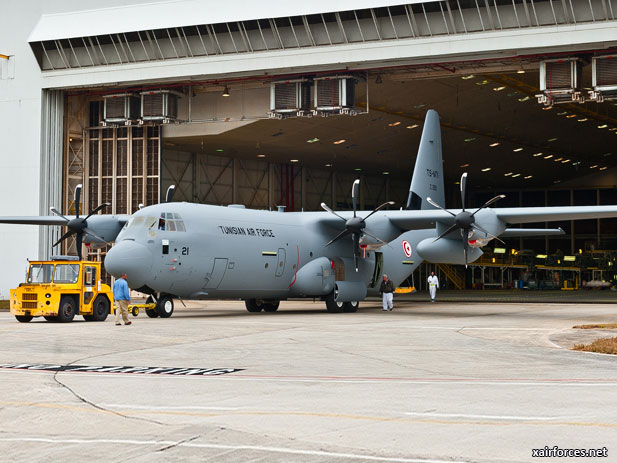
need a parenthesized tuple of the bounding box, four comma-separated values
(427, 172, 505, 267)
(321, 179, 394, 272)
(50, 184, 110, 260)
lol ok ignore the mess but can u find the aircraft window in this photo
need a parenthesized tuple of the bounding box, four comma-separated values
(53, 264, 80, 284)
(128, 216, 145, 228)
(167, 221, 176, 232)
(28, 264, 53, 283)
(176, 222, 186, 232)
(145, 216, 157, 228)
(173, 213, 181, 219)
(158, 217, 166, 230)
(157, 213, 185, 232)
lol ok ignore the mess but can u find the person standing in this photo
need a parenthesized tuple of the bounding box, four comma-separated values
(380, 274, 395, 311)
(427, 271, 439, 302)
(113, 273, 132, 326)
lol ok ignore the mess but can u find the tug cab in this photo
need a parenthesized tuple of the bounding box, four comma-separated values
(10, 258, 112, 323)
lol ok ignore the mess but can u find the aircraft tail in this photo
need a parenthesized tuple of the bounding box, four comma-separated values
(405, 110, 445, 210)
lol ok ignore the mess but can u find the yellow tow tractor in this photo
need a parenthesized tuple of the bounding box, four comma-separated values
(10, 258, 113, 323)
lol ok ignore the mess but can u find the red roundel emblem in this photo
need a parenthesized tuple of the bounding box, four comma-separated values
(402, 240, 412, 258)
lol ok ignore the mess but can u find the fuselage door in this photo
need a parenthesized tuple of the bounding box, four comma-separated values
(275, 248, 286, 277)
(205, 258, 228, 289)
(371, 252, 384, 288)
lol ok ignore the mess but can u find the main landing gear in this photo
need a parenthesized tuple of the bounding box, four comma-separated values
(325, 290, 359, 313)
(245, 299, 280, 313)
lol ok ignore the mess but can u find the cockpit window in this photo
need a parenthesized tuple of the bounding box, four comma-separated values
(157, 212, 186, 232)
(127, 216, 145, 228)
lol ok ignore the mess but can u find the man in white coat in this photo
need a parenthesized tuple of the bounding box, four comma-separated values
(427, 271, 439, 302)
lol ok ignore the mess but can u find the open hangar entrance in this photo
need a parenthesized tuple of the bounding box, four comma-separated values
(61, 51, 617, 289)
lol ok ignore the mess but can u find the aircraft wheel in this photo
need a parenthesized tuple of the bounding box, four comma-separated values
(157, 295, 174, 318)
(15, 315, 33, 323)
(343, 301, 359, 313)
(325, 291, 344, 313)
(146, 308, 159, 318)
(245, 299, 263, 312)
(263, 300, 280, 312)
(57, 296, 77, 323)
(44, 316, 58, 322)
(91, 296, 110, 322)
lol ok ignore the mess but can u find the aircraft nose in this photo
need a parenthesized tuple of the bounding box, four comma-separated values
(104, 240, 152, 289)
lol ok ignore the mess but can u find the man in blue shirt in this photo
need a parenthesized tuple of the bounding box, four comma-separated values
(113, 273, 132, 326)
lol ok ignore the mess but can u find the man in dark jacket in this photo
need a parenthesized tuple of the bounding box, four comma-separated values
(380, 274, 395, 311)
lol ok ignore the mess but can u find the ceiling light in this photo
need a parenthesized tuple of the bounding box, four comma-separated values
(554, 157, 563, 162)
(257, 154, 266, 158)
(333, 139, 346, 145)
(414, 104, 426, 109)
(524, 175, 533, 179)
(461, 75, 475, 80)
(600, 166, 608, 170)
(511, 173, 520, 178)
(490, 142, 500, 147)
(222, 85, 230, 97)
(494, 247, 506, 254)
(354, 168, 362, 171)
(557, 111, 568, 116)
(406, 124, 419, 129)
(598, 124, 608, 129)
(382, 171, 390, 175)
(518, 96, 530, 102)
(464, 138, 476, 142)
(562, 159, 570, 163)
(533, 152, 543, 157)
(590, 165, 598, 169)
(513, 148, 523, 152)
(388, 121, 401, 127)
(609, 128, 617, 132)
(290, 159, 299, 163)
(544, 155, 553, 159)
(216, 149, 224, 152)
(493, 86, 506, 91)
(578, 118, 588, 122)
(481, 167, 491, 172)
(566, 114, 577, 118)
(504, 172, 513, 176)
(564, 256, 576, 262)
(542, 106, 553, 110)
(325, 164, 332, 167)
(476, 80, 489, 86)
(460, 163, 470, 168)
(536, 254, 547, 259)
(306, 137, 319, 143)
(548, 138, 558, 142)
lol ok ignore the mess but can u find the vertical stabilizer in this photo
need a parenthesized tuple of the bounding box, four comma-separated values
(406, 110, 445, 210)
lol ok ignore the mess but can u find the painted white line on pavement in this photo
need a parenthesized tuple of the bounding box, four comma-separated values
(0, 437, 472, 463)
(405, 412, 561, 421)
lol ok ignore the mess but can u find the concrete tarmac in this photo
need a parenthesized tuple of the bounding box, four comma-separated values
(0, 299, 616, 462)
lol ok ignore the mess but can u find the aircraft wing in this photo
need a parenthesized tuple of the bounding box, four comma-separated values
(500, 228, 565, 237)
(493, 206, 617, 224)
(0, 216, 68, 225)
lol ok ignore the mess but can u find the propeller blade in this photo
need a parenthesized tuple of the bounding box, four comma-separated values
(74, 184, 82, 218)
(353, 233, 361, 272)
(84, 203, 111, 221)
(362, 201, 395, 221)
(471, 223, 505, 244)
(320, 202, 346, 222)
(362, 230, 388, 245)
(432, 223, 459, 243)
(50, 207, 69, 223)
(460, 173, 467, 212)
(53, 230, 75, 248)
(463, 237, 469, 268)
(351, 179, 360, 218)
(426, 197, 456, 217)
(83, 227, 107, 243)
(471, 195, 506, 216)
(166, 185, 176, 203)
(325, 229, 352, 247)
(354, 253, 359, 273)
(76, 232, 83, 261)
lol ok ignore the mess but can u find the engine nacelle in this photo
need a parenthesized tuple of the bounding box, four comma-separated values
(333, 281, 367, 302)
(290, 257, 335, 297)
(416, 238, 483, 265)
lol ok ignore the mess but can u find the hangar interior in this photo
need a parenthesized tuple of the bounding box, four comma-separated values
(48, 0, 617, 290)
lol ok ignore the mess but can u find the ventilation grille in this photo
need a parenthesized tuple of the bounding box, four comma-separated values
(545, 61, 572, 90)
(22, 293, 37, 301)
(595, 56, 617, 87)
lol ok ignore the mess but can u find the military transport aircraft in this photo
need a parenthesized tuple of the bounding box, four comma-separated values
(1, 110, 614, 317)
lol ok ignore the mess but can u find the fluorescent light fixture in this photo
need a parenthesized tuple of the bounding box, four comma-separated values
(460, 163, 470, 168)
(475, 80, 489, 86)
(557, 111, 568, 116)
(481, 167, 492, 172)
(590, 165, 598, 169)
(513, 148, 524, 152)
(388, 121, 401, 127)
(504, 172, 513, 176)
(548, 138, 558, 142)
(564, 256, 576, 262)
(511, 173, 521, 178)
(464, 138, 476, 142)
(562, 159, 570, 163)
(414, 104, 426, 109)
(598, 124, 608, 129)
(518, 96, 530, 102)
(382, 171, 390, 175)
(354, 168, 362, 171)
(306, 137, 319, 143)
(494, 248, 506, 254)
(524, 175, 533, 179)
(578, 118, 588, 122)
(257, 154, 266, 158)
(216, 149, 224, 152)
(554, 157, 563, 162)
(333, 139, 346, 145)
(542, 106, 553, 110)
(490, 142, 500, 147)
(544, 154, 553, 159)
(290, 159, 299, 163)
(566, 114, 577, 118)
(533, 152, 543, 157)
(325, 164, 332, 167)
(406, 124, 419, 129)
(461, 75, 475, 80)
(536, 254, 547, 259)
(493, 86, 506, 92)
(600, 166, 608, 171)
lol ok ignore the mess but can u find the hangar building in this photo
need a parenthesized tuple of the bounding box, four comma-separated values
(2, 0, 617, 296)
